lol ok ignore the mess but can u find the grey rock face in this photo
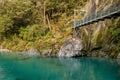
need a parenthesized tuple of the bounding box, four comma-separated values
(42, 49, 52, 57)
(23, 48, 39, 56)
(41, 49, 58, 57)
(58, 38, 83, 57)
(117, 53, 120, 59)
(0, 49, 12, 53)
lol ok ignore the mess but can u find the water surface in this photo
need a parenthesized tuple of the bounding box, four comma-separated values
(0, 53, 120, 80)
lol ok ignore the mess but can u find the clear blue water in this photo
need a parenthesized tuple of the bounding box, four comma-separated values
(0, 53, 120, 80)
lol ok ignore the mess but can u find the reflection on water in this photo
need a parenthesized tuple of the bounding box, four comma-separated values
(0, 54, 120, 80)
(59, 58, 120, 80)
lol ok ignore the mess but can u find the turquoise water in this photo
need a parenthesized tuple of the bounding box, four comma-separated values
(0, 53, 120, 80)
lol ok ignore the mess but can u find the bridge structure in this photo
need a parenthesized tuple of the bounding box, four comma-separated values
(71, 3, 120, 28)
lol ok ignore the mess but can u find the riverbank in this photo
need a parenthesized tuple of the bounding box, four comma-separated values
(0, 42, 120, 59)
(0, 48, 57, 57)
(0, 37, 120, 59)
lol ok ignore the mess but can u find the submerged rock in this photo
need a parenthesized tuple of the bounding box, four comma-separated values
(58, 38, 84, 57)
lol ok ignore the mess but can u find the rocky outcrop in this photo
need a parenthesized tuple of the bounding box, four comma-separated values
(58, 38, 84, 57)
(117, 53, 120, 59)
(23, 48, 40, 56)
(0, 49, 12, 53)
(42, 49, 52, 57)
(41, 49, 57, 57)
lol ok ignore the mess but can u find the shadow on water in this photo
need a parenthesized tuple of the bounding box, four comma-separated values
(0, 53, 120, 80)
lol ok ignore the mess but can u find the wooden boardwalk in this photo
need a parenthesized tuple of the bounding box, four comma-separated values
(72, 3, 120, 28)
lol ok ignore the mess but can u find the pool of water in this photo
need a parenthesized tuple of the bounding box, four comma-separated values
(0, 53, 120, 80)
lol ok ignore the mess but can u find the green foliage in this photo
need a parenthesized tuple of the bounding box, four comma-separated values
(19, 24, 50, 41)
(0, 0, 35, 37)
(109, 24, 120, 56)
(0, 15, 13, 37)
(0, 0, 88, 51)
(109, 27, 120, 43)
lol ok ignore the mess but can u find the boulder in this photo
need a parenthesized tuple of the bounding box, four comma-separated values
(58, 38, 84, 57)
(91, 52, 97, 57)
(0, 49, 12, 53)
(117, 53, 120, 59)
(42, 49, 52, 57)
(23, 48, 39, 56)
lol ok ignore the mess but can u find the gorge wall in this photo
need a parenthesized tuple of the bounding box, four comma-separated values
(58, 0, 120, 58)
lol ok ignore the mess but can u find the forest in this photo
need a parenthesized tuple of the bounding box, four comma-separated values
(0, 0, 86, 51)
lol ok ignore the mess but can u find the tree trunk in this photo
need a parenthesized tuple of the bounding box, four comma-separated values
(43, 1, 46, 27)
(46, 15, 51, 31)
